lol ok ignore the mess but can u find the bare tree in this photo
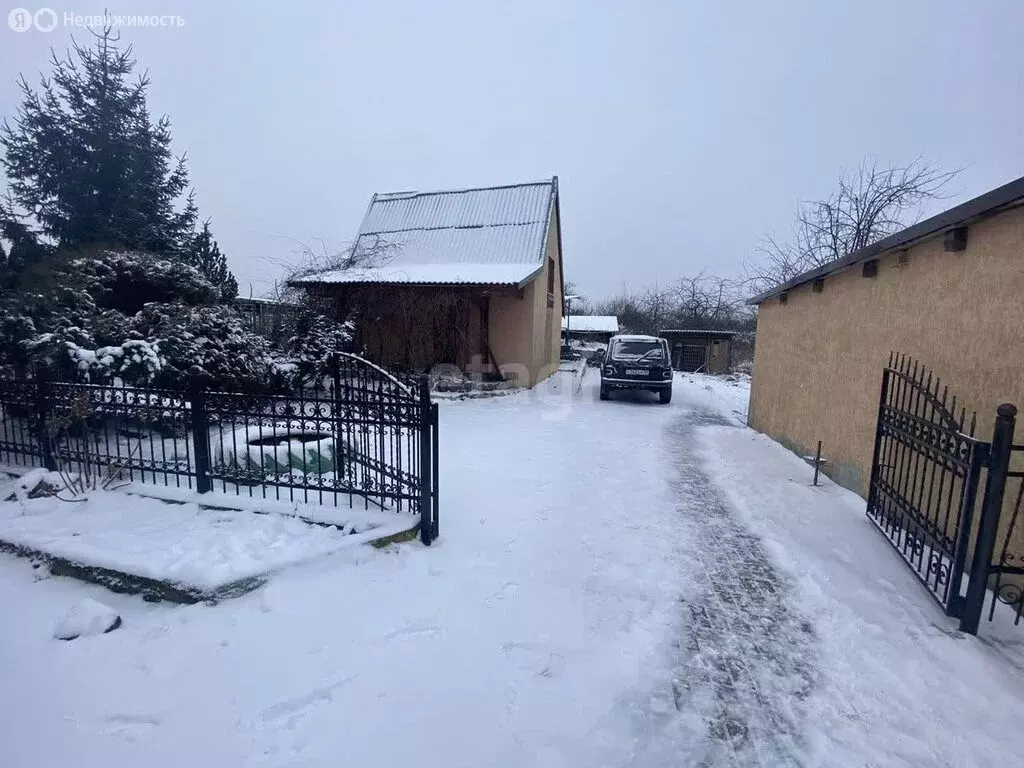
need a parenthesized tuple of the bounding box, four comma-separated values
(637, 283, 672, 335)
(746, 158, 959, 293)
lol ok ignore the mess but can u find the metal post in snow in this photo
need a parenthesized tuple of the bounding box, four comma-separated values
(866, 367, 891, 514)
(960, 403, 1017, 635)
(813, 441, 822, 486)
(418, 379, 433, 545)
(330, 352, 343, 502)
(431, 402, 439, 540)
(188, 371, 212, 494)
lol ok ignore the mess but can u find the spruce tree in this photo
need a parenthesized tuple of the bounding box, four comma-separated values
(187, 221, 239, 302)
(0, 25, 197, 259)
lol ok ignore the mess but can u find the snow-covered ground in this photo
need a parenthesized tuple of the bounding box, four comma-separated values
(0, 490, 411, 593)
(1, 370, 1021, 767)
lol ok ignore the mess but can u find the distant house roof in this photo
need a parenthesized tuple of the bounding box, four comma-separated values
(748, 173, 1024, 304)
(562, 315, 618, 333)
(660, 329, 738, 338)
(234, 296, 298, 307)
(293, 179, 558, 287)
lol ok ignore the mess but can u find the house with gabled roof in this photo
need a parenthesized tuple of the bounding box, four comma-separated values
(291, 177, 564, 386)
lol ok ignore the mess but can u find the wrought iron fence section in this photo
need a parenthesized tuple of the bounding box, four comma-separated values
(48, 380, 194, 489)
(0, 353, 439, 544)
(0, 379, 42, 468)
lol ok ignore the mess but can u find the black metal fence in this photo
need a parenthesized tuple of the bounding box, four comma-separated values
(867, 353, 1019, 634)
(0, 353, 440, 544)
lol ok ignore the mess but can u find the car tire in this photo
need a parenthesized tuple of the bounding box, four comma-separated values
(599, 385, 609, 401)
(659, 389, 672, 404)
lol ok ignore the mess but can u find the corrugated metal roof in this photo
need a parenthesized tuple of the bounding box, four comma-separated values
(365, 182, 553, 234)
(306, 262, 542, 286)
(562, 315, 619, 333)
(660, 329, 739, 337)
(298, 179, 557, 286)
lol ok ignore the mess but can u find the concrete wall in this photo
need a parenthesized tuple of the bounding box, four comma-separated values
(749, 205, 1024, 561)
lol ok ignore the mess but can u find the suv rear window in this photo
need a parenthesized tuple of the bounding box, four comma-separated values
(610, 339, 666, 362)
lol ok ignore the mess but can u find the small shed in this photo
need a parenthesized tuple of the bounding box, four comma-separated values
(289, 178, 565, 387)
(659, 329, 736, 373)
(562, 315, 619, 344)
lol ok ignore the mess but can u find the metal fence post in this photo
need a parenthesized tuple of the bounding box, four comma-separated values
(33, 366, 57, 471)
(866, 367, 890, 513)
(948, 441, 986, 617)
(419, 379, 434, 545)
(960, 403, 1017, 634)
(431, 401, 439, 540)
(330, 353, 342, 494)
(188, 372, 212, 493)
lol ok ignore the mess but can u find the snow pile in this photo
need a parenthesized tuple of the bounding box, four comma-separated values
(53, 598, 122, 640)
(1, 468, 66, 502)
(0, 492, 381, 590)
(673, 371, 751, 423)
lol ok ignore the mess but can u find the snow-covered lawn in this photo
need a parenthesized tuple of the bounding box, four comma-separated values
(1, 370, 1021, 767)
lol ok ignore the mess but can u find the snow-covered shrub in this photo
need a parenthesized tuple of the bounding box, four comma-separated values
(67, 339, 164, 384)
(21, 326, 97, 381)
(132, 303, 274, 391)
(0, 296, 37, 374)
(283, 310, 355, 387)
(61, 247, 218, 314)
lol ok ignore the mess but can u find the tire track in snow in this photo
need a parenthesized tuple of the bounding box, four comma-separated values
(666, 411, 818, 767)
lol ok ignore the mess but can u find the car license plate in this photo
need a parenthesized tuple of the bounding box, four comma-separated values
(625, 369, 647, 376)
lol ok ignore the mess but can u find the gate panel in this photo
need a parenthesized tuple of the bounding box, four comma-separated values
(867, 354, 986, 614)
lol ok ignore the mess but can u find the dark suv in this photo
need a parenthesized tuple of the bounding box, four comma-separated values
(599, 335, 673, 403)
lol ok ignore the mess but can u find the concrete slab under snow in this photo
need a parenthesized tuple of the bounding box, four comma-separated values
(0, 489, 419, 602)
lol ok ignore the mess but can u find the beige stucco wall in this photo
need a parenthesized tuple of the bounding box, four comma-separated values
(487, 200, 563, 386)
(750, 206, 1024, 494)
(489, 287, 534, 385)
(749, 206, 1024, 561)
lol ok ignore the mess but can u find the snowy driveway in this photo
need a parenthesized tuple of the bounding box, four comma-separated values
(2, 370, 1022, 767)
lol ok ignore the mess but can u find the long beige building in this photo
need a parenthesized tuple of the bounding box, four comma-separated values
(748, 175, 1024, 497)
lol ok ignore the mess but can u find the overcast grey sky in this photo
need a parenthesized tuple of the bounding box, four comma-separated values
(3, 0, 1023, 301)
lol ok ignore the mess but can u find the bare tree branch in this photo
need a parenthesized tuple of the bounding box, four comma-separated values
(744, 157, 960, 293)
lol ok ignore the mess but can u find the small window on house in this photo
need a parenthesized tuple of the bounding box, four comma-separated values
(862, 259, 879, 278)
(779, 292, 788, 305)
(812, 278, 824, 293)
(546, 257, 556, 307)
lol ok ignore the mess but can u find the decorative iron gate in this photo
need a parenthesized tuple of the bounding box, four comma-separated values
(867, 353, 1019, 634)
